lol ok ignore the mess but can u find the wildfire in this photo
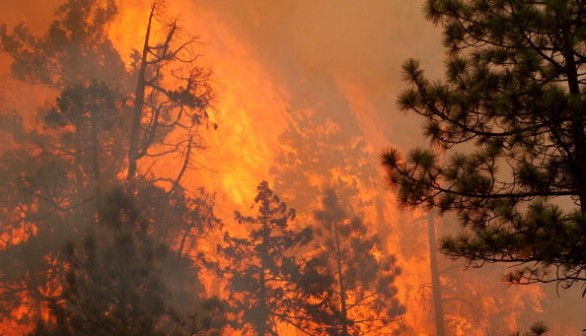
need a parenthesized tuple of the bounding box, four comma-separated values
(0, 0, 569, 335)
(109, 0, 290, 212)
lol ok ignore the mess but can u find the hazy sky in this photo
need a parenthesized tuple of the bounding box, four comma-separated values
(192, 0, 445, 149)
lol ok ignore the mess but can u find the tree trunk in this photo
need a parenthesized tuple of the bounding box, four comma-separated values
(127, 4, 154, 181)
(428, 211, 446, 336)
(89, 107, 101, 212)
(333, 220, 349, 336)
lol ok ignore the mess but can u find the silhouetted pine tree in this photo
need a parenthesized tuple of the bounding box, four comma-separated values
(0, 0, 220, 330)
(217, 181, 313, 335)
(29, 189, 224, 336)
(297, 189, 404, 336)
(382, 0, 586, 291)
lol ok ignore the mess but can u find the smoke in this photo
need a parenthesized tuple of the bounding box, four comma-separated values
(178, 1, 584, 334)
(192, 0, 444, 148)
(0, 0, 584, 335)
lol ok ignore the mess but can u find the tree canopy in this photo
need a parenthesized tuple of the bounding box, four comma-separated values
(303, 189, 404, 336)
(30, 189, 223, 336)
(382, 0, 586, 291)
(217, 181, 312, 335)
(0, 0, 221, 332)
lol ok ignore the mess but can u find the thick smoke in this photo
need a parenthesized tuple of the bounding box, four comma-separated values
(193, 0, 444, 149)
(180, 1, 585, 334)
(0, 0, 584, 335)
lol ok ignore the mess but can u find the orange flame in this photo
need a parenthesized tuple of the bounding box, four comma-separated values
(0, 0, 573, 334)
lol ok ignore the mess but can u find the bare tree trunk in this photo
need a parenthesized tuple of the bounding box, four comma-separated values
(169, 136, 193, 194)
(89, 108, 101, 212)
(127, 4, 154, 181)
(333, 220, 349, 336)
(428, 211, 446, 336)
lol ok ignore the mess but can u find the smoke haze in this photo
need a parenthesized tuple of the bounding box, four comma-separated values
(0, 0, 584, 335)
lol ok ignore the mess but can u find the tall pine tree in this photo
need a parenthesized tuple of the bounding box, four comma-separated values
(382, 0, 586, 291)
(0, 0, 220, 331)
(300, 189, 404, 336)
(217, 181, 312, 335)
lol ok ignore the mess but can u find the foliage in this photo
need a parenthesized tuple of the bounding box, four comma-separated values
(217, 181, 312, 335)
(0, 0, 124, 87)
(0, 0, 220, 331)
(382, 0, 586, 290)
(509, 322, 549, 336)
(0, 0, 215, 183)
(28, 189, 224, 336)
(299, 189, 404, 336)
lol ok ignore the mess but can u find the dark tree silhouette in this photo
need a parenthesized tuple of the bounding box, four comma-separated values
(382, 0, 586, 291)
(217, 181, 312, 335)
(28, 189, 224, 336)
(0, 0, 215, 186)
(267, 69, 406, 336)
(299, 189, 404, 336)
(0, 0, 124, 88)
(0, 0, 220, 331)
(510, 322, 549, 336)
(126, 0, 215, 182)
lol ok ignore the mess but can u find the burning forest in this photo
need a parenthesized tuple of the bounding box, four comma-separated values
(0, 0, 585, 335)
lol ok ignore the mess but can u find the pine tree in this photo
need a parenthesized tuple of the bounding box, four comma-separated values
(299, 189, 404, 336)
(28, 189, 224, 336)
(382, 0, 586, 291)
(0, 0, 124, 88)
(125, 0, 215, 182)
(0, 0, 220, 330)
(217, 181, 312, 335)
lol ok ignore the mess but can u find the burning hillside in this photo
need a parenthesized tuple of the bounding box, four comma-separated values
(0, 0, 583, 335)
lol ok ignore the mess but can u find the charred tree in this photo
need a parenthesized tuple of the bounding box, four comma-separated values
(126, 0, 214, 183)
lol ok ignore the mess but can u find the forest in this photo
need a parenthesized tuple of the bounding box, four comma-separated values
(0, 0, 585, 335)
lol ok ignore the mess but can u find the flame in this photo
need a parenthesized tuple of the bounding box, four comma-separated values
(110, 0, 290, 212)
(0, 0, 573, 335)
(335, 76, 550, 336)
(335, 77, 431, 334)
(110, 2, 551, 335)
